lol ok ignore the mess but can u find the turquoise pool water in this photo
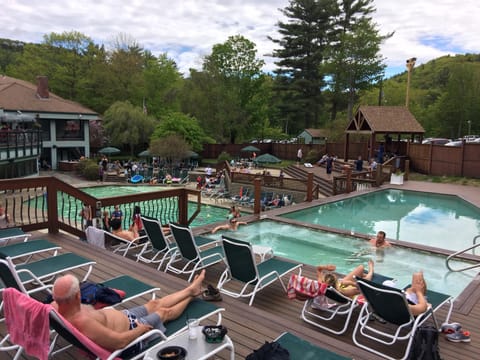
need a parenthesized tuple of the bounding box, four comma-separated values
(281, 189, 480, 252)
(80, 185, 235, 227)
(204, 220, 477, 297)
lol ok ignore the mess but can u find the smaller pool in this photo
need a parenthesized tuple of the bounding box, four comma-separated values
(81, 185, 239, 227)
(203, 220, 477, 297)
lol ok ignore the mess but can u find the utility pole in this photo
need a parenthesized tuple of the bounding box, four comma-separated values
(405, 57, 416, 108)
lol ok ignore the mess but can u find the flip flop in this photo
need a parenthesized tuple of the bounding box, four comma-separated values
(202, 284, 222, 301)
(446, 330, 471, 343)
(441, 322, 462, 334)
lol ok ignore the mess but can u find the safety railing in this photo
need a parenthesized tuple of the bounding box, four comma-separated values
(445, 235, 480, 272)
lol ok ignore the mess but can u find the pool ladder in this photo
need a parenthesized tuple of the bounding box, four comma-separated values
(445, 235, 480, 272)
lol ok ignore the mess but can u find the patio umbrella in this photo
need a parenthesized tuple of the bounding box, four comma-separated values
(255, 153, 282, 164)
(186, 150, 200, 159)
(138, 150, 151, 157)
(241, 145, 260, 153)
(98, 146, 121, 155)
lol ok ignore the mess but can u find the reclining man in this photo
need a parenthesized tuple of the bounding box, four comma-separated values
(52, 270, 205, 351)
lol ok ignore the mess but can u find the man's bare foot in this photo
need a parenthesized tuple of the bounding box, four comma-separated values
(190, 270, 206, 296)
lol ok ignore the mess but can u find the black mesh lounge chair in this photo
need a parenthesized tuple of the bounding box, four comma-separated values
(352, 277, 441, 360)
(275, 332, 351, 360)
(166, 223, 225, 282)
(137, 216, 177, 270)
(301, 284, 359, 335)
(300, 272, 393, 335)
(218, 236, 302, 306)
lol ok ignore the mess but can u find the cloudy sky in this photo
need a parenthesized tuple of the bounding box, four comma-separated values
(2, 0, 478, 78)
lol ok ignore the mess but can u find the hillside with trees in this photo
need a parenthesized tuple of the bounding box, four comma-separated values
(1, 0, 478, 152)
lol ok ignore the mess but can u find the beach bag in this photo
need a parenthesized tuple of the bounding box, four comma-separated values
(408, 325, 442, 360)
(245, 341, 290, 360)
(80, 282, 125, 308)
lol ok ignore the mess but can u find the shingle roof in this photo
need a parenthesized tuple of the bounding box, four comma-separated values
(304, 128, 327, 138)
(0, 75, 97, 115)
(346, 106, 425, 134)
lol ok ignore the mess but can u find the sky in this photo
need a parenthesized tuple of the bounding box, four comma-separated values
(1, 0, 478, 78)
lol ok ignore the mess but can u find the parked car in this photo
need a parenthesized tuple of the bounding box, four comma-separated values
(444, 140, 463, 147)
(422, 138, 450, 145)
(463, 135, 479, 142)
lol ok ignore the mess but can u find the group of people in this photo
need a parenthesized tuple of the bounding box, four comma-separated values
(314, 230, 427, 316)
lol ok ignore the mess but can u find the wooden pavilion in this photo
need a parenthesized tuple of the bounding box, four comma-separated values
(343, 106, 425, 161)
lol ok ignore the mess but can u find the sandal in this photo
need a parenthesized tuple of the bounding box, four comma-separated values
(202, 285, 222, 302)
(446, 330, 471, 343)
(441, 322, 462, 334)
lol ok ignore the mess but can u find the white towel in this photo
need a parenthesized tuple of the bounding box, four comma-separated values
(85, 226, 105, 249)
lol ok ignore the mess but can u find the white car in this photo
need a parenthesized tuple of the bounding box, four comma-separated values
(444, 140, 463, 147)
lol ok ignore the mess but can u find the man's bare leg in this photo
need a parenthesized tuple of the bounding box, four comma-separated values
(145, 270, 205, 313)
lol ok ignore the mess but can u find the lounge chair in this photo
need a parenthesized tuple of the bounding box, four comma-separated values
(105, 230, 146, 257)
(137, 216, 177, 270)
(0, 252, 95, 295)
(218, 236, 302, 306)
(352, 277, 444, 360)
(49, 297, 224, 359)
(296, 272, 393, 335)
(0, 239, 60, 264)
(0, 227, 31, 245)
(166, 223, 225, 282)
(275, 332, 351, 360)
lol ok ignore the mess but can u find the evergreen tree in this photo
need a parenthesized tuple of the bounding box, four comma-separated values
(270, 0, 338, 134)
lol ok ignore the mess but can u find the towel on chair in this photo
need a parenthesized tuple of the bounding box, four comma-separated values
(86, 226, 106, 249)
(4, 288, 51, 360)
(287, 274, 327, 300)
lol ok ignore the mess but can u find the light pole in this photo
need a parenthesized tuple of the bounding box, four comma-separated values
(467, 120, 471, 136)
(405, 57, 416, 108)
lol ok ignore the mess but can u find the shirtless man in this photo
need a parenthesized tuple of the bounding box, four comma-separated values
(110, 218, 139, 241)
(369, 231, 391, 248)
(52, 270, 205, 351)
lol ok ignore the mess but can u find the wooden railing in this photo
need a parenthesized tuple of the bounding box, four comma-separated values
(0, 176, 201, 238)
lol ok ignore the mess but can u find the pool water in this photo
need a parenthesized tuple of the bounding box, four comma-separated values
(81, 186, 236, 227)
(204, 220, 477, 297)
(281, 189, 480, 252)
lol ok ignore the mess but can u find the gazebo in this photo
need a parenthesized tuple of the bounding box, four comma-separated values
(343, 105, 425, 161)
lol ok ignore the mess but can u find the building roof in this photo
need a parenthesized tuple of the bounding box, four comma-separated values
(0, 75, 97, 116)
(301, 128, 327, 138)
(346, 106, 425, 134)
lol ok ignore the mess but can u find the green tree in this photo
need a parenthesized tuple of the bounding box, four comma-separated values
(270, 0, 338, 133)
(325, 0, 389, 121)
(326, 17, 389, 121)
(200, 35, 267, 143)
(151, 112, 213, 152)
(143, 53, 183, 117)
(102, 101, 155, 156)
(149, 134, 191, 166)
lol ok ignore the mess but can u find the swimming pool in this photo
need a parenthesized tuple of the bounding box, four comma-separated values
(79, 185, 236, 227)
(281, 189, 480, 252)
(204, 220, 477, 297)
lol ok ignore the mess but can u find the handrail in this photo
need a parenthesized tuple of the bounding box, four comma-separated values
(445, 235, 480, 272)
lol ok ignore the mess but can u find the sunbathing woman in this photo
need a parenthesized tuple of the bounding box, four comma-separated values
(316, 260, 374, 298)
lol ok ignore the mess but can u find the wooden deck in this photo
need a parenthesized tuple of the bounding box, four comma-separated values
(3, 229, 478, 360)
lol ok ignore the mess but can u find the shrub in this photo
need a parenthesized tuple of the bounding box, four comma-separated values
(84, 163, 100, 181)
(217, 151, 231, 162)
(305, 149, 320, 163)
